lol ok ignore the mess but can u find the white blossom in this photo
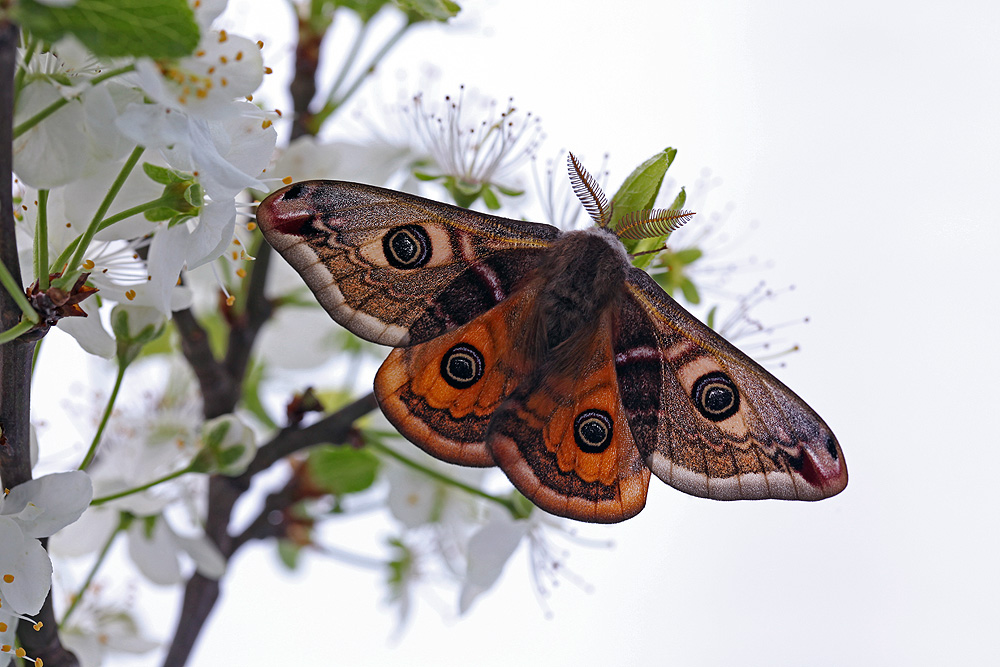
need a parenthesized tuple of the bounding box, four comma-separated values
(0, 471, 93, 615)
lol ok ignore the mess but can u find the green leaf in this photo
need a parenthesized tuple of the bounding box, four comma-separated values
(669, 185, 687, 211)
(394, 0, 460, 22)
(612, 148, 680, 267)
(16, 0, 200, 60)
(611, 147, 676, 227)
(672, 247, 703, 264)
(306, 446, 381, 496)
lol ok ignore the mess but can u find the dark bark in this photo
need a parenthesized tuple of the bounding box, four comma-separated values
(1, 16, 80, 667)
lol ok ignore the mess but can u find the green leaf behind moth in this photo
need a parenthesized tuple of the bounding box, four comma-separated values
(16, 0, 200, 59)
(306, 446, 381, 496)
(611, 147, 676, 224)
(613, 148, 686, 268)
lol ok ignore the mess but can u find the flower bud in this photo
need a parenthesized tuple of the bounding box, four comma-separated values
(190, 414, 256, 476)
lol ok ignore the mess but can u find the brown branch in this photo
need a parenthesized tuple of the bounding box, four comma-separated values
(222, 237, 273, 388)
(242, 392, 379, 478)
(289, 13, 323, 140)
(0, 17, 80, 667)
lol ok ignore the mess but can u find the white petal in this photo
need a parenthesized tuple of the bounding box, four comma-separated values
(185, 200, 237, 268)
(186, 118, 266, 198)
(146, 223, 192, 315)
(0, 518, 52, 615)
(13, 81, 91, 188)
(56, 298, 115, 359)
(115, 102, 191, 151)
(171, 531, 226, 580)
(127, 520, 182, 586)
(48, 507, 118, 557)
(4, 471, 93, 538)
(59, 631, 102, 667)
(458, 515, 528, 614)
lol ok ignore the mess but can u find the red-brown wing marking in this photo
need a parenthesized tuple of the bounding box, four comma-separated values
(618, 269, 847, 501)
(257, 180, 559, 346)
(487, 311, 651, 523)
(374, 288, 539, 467)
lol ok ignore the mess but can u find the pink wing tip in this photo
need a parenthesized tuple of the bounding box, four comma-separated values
(797, 434, 848, 498)
(257, 182, 315, 237)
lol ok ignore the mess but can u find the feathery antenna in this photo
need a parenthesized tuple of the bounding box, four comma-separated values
(567, 152, 612, 228)
(615, 208, 696, 240)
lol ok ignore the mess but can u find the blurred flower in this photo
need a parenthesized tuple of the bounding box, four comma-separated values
(132, 29, 265, 121)
(408, 87, 542, 208)
(50, 362, 224, 584)
(125, 515, 225, 585)
(271, 135, 418, 187)
(458, 507, 529, 613)
(61, 596, 158, 667)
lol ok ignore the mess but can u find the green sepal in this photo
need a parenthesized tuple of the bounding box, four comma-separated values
(480, 186, 501, 210)
(332, 0, 393, 22)
(496, 184, 524, 197)
(142, 162, 176, 185)
(277, 539, 302, 570)
(385, 537, 414, 597)
(705, 305, 718, 330)
(15, 0, 200, 60)
(394, 0, 460, 23)
(651, 246, 703, 304)
(680, 276, 701, 304)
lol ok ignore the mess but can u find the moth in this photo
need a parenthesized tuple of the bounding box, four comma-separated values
(256, 155, 847, 523)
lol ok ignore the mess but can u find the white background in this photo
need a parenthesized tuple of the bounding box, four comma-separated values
(105, 0, 1000, 664)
